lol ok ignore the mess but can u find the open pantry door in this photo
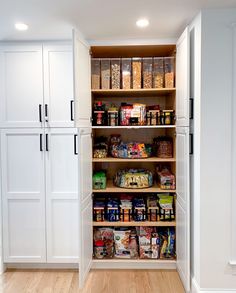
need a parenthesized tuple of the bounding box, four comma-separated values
(73, 29, 91, 128)
(176, 27, 190, 127)
(78, 128, 93, 288)
(176, 126, 190, 292)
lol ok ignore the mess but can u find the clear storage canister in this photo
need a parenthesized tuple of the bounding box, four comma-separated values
(122, 58, 131, 89)
(143, 58, 153, 88)
(111, 58, 121, 89)
(153, 57, 164, 88)
(132, 58, 142, 89)
(164, 57, 175, 88)
(91, 58, 100, 89)
(101, 59, 110, 89)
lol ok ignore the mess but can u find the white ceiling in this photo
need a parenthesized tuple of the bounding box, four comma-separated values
(1, 0, 236, 42)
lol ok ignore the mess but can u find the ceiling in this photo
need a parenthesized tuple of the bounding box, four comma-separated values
(1, 0, 236, 43)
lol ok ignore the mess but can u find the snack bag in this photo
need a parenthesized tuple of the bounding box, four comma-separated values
(114, 230, 131, 258)
(98, 228, 114, 258)
(139, 235, 152, 259)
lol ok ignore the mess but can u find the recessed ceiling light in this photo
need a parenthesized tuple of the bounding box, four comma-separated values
(136, 18, 149, 28)
(15, 23, 29, 31)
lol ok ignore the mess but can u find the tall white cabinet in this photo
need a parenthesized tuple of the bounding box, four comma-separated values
(0, 43, 79, 264)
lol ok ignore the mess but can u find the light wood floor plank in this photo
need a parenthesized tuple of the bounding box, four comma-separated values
(0, 269, 185, 293)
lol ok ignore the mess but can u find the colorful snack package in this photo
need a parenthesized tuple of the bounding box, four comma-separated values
(114, 230, 131, 258)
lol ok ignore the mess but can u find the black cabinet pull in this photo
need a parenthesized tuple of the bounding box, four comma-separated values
(74, 134, 78, 155)
(45, 104, 48, 122)
(189, 133, 193, 155)
(70, 100, 74, 121)
(39, 104, 42, 122)
(190, 98, 194, 119)
(46, 134, 49, 151)
(40, 134, 43, 151)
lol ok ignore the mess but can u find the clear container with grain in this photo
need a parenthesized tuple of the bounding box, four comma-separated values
(122, 58, 131, 89)
(91, 58, 100, 89)
(132, 58, 142, 89)
(111, 58, 121, 89)
(101, 59, 110, 89)
(143, 58, 153, 88)
(153, 57, 164, 88)
(164, 57, 175, 88)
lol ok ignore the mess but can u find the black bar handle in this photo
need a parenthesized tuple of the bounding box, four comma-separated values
(70, 100, 74, 121)
(74, 134, 78, 155)
(190, 98, 194, 119)
(46, 134, 49, 151)
(39, 104, 42, 122)
(190, 133, 193, 155)
(40, 134, 43, 151)
(45, 104, 48, 122)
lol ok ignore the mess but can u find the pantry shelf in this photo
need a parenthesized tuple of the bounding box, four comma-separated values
(92, 259, 176, 269)
(93, 221, 176, 227)
(92, 125, 176, 129)
(93, 180, 176, 193)
(92, 88, 175, 97)
(92, 157, 176, 163)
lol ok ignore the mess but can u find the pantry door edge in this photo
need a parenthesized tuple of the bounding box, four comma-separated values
(73, 29, 92, 128)
(78, 127, 93, 288)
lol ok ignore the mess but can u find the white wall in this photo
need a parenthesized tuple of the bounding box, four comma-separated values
(198, 9, 236, 290)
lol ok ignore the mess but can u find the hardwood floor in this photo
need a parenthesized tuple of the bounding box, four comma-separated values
(0, 269, 185, 293)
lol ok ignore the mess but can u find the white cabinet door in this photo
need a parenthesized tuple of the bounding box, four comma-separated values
(78, 128, 92, 288)
(73, 30, 91, 127)
(45, 128, 79, 263)
(0, 45, 44, 128)
(43, 45, 74, 128)
(176, 127, 190, 292)
(1, 129, 46, 262)
(176, 27, 190, 127)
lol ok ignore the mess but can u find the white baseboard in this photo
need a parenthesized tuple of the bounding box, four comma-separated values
(191, 276, 236, 293)
(5, 263, 79, 270)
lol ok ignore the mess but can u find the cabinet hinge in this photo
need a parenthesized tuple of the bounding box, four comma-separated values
(91, 132, 93, 139)
(90, 117, 93, 123)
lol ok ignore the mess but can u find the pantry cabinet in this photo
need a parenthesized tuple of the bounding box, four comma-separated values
(0, 45, 44, 128)
(73, 30, 190, 291)
(43, 45, 74, 128)
(1, 128, 79, 263)
(1, 129, 46, 262)
(0, 43, 74, 128)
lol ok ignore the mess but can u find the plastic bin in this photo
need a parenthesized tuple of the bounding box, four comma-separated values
(101, 59, 110, 89)
(122, 58, 131, 89)
(164, 57, 175, 88)
(153, 57, 164, 88)
(143, 58, 153, 88)
(132, 58, 142, 89)
(111, 58, 121, 89)
(91, 58, 100, 89)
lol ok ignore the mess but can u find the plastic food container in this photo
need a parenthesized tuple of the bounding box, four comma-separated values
(122, 58, 131, 89)
(153, 57, 164, 88)
(132, 58, 142, 89)
(143, 58, 153, 88)
(101, 59, 110, 89)
(164, 57, 175, 88)
(93, 171, 107, 190)
(111, 58, 121, 89)
(91, 59, 100, 89)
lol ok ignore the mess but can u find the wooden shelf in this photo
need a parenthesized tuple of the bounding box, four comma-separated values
(93, 221, 176, 227)
(92, 258, 176, 269)
(92, 125, 176, 129)
(92, 88, 175, 97)
(93, 157, 175, 163)
(93, 181, 176, 193)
